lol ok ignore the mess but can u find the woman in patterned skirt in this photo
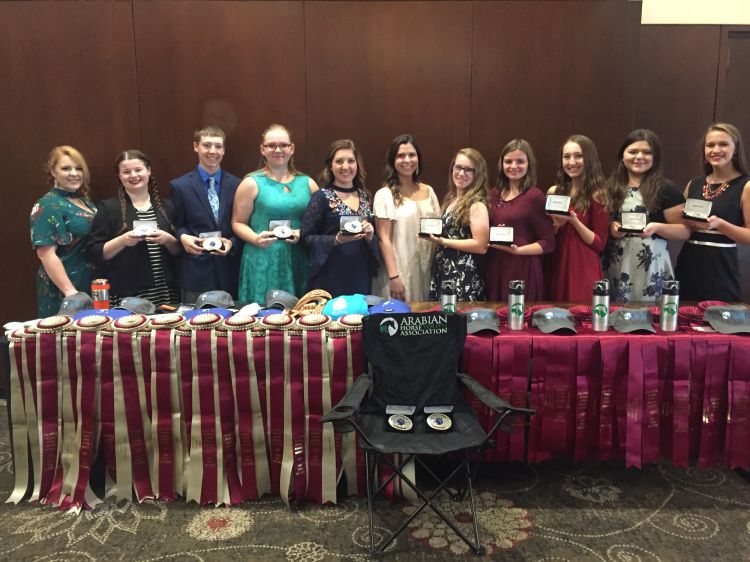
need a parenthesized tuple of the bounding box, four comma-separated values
(602, 129, 689, 302)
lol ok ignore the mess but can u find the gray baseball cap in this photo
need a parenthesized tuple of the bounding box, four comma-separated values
(265, 289, 299, 310)
(58, 292, 95, 315)
(195, 290, 236, 309)
(461, 308, 501, 334)
(609, 308, 656, 333)
(532, 307, 576, 334)
(115, 296, 156, 315)
(703, 305, 750, 334)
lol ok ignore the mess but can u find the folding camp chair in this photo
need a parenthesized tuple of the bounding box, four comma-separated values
(321, 312, 533, 555)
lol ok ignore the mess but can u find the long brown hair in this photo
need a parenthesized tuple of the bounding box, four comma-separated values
(443, 148, 489, 227)
(383, 133, 423, 206)
(702, 122, 749, 176)
(46, 145, 92, 199)
(114, 149, 175, 234)
(318, 139, 368, 194)
(606, 129, 665, 214)
(496, 138, 537, 194)
(554, 134, 606, 213)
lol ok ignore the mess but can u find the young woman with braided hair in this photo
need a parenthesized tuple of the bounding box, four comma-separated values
(86, 150, 181, 306)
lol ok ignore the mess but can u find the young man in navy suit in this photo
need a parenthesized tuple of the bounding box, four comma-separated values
(170, 126, 242, 302)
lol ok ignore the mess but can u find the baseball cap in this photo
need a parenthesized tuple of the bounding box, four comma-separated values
(115, 296, 156, 315)
(265, 289, 299, 310)
(532, 307, 576, 334)
(322, 294, 369, 319)
(365, 294, 386, 307)
(368, 298, 411, 314)
(185, 307, 233, 319)
(609, 308, 656, 333)
(703, 305, 750, 334)
(58, 292, 95, 316)
(195, 290, 236, 309)
(460, 307, 500, 334)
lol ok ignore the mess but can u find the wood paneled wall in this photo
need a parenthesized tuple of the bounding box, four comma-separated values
(1, 1, 746, 321)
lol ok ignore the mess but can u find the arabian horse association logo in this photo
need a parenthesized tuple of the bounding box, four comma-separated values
(379, 317, 399, 336)
(593, 303, 608, 318)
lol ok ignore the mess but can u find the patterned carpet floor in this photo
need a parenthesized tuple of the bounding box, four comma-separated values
(2, 400, 750, 561)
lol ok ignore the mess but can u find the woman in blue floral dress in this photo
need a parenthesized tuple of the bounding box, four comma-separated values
(30, 146, 97, 317)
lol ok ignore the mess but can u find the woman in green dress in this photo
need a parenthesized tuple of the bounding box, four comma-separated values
(30, 146, 97, 317)
(232, 124, 318, 304)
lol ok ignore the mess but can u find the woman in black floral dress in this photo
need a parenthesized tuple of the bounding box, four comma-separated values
(602, 129, 689, 302)
(427, 148, 490, 301)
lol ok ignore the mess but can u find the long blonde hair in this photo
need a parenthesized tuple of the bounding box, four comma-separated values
(442, 148, 489, 227)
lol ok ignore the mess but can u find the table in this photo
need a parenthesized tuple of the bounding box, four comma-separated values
(5, 312, 750, 511)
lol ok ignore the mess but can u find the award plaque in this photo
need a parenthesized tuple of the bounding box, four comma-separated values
(269, 219, 293, 239)
(619, 212, 647, 233)
(132, 220, 157, 237)
(683, 198, 712, 222)
(419, 217, 443, 238)
(201, 236, 223, 252)
(545, 194, 571, 215)
(340, 216, 363, 235)
(490, 226, 514, 246)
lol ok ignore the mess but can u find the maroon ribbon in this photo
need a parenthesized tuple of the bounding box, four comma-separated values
(598, 336, 628, 461)
(726, 336, 750, 468)
(193, 330, 218, 504)
(463, 335, 495, 462)
(348, 332, 366, 496)
(305, 331, 325, 504)
(178, 333, 194, 448)
(671, 336, 692, 467)
(528, 337, 547, 463)
(116, 332, 153, 500)
(539, 338, 577, 458)
(288, 334, 308, 503)
(229, 330, 259, 499)
(152, 330, 176, 500)
(99, 334, 116, 482)
(574, 336, 599, 462)
(37, 332, 61, 503)
(698, 336, 730, 467)
(214, 333, 243, 504)
(265, 331, 286, 494)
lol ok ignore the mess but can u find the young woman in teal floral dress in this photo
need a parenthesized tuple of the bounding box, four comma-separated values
(30, 146, 97, 317)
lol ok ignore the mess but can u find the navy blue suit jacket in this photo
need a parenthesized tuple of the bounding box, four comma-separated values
(170, 167, 242, 297)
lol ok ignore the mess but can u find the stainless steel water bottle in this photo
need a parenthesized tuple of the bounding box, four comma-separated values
(440, 279, 457, 313)
(508, 280, 525, 330)
(660, 280, 680, 332)
(592, 279, 609, 332)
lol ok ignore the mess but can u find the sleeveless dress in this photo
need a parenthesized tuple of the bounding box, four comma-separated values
(30, 187, 97, 317)
(372, 186, 441, 301)
(237, 172, 311, 304)
(546, 199, 610, 303)
(675, 174, 749, 301)
(428, 209, 485, 301)
(602, 183, 684, 302)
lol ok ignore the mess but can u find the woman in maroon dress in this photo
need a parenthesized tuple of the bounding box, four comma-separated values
(546, 134, 610, 302)
(485, 139, 555, 301)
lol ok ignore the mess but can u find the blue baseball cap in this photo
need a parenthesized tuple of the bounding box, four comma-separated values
(368, 299, 411, 314)
(321, 294, 369, 319)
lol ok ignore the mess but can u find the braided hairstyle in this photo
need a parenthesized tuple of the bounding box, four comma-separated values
(114, 149, 175, 234)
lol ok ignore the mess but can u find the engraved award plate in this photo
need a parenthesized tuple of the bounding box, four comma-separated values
(683, 198, 712, 222)
(270, 219, 292, 239)
(340, 216, 363, 235)
(619, 212, 647, 233)
(132, 220, 157, 237)
(490, 226, 514, 246)
(545, 194, 571, 215)
(419, 217, 443, 238)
